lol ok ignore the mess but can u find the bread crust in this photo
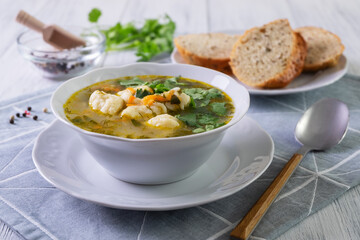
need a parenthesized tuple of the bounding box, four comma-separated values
(174, 34, 238, 75)
(230, 19, 307, 89)
(296, 26, 344, 72)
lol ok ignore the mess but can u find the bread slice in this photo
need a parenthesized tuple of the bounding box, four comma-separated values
(229, 19, 307, 89)
(296, 26, 344, 71)
(174, 33, 239, 74)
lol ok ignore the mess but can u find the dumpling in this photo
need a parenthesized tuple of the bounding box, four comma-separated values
(121, 105, 153, 120)
(149, 102, 167, 115)
(163, 88, 191, 111)
(116, 89, 133, 103)
(89, 90, 125, 115)
(147, 114, 180, 128)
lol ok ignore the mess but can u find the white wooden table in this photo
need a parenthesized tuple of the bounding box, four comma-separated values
(1, 0, 360, 239)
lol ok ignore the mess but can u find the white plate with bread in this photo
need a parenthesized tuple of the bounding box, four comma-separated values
(171, 19, 348, 95)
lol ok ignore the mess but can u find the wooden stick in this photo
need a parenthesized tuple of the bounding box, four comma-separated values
(230, 153, 304, 240)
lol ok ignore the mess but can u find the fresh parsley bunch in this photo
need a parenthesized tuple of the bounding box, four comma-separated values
(88, 8, 176, 61)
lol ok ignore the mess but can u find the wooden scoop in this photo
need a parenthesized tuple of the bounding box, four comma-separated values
(16, 10, 86, 50)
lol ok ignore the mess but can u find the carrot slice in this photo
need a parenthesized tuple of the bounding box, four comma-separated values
(126, 87, 136, 95)
(142, 95, 167, 106)
(128, 95, 136, 104)
(126, 103, 138, 107)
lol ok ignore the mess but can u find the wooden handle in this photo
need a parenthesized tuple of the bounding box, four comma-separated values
(230, 153, 304, 240)
(16, 10, 45, 33)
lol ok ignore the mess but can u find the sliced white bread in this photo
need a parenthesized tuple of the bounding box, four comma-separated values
(229, 19, 307, 89)
(296, 26, 344, 71)
(174, 33, 239, 74)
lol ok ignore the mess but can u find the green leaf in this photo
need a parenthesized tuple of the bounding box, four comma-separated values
(88, 8, 102, 23)
(135, 89, 152, 99)
(193, 128, 205, 133)
(197, 114, 219, 125)
(153, 84, 169, 93)
(176, 113, 197, 127)
(205, 125, 215, 131)
(92, 13, 176, 61)
(210, 102, 227, 116)
(119, 77, 144, 87)
(183, 88, 207, 100)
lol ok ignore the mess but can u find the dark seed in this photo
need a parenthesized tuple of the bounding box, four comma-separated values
(9, 119, 14, 124)
(16, 113, 21, 118)
(22, 113, 27, 117)
(27, 106, 32, 111)
(33, 115, 38, 120)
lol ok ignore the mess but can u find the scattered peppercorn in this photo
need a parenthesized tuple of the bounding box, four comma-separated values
(9, 118, 14, 124)
(43, 107, 48, 113)
(16, 113, 21, 118)
(22, 112, 27, 117)
(27, 106, 32, 111)
(33, 115, 38, 120)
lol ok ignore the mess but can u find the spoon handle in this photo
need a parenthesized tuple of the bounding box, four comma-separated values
(230, 153, 304, 240)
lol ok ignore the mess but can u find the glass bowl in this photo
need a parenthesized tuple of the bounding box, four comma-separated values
(17, 26, 106, 80)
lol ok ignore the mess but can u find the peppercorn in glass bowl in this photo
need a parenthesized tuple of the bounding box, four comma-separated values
(17, 26, 105, 80)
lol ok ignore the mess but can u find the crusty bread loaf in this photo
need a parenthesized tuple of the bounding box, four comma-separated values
(229, 19, 307, 89)
(296, 26, 344, 71)
(174, 33, 239, 74)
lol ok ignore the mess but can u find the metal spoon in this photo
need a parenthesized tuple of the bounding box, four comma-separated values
(230, 98, 349, 240)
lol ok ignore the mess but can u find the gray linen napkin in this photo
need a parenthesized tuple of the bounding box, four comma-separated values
(0, 75, 359, 240)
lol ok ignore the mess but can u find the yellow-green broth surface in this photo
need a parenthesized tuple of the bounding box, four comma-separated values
(64, 75, 234, 139)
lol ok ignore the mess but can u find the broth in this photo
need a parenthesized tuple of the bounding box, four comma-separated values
(64, 75, 234, 138)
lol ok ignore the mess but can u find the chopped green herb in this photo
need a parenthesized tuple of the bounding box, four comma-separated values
(183, 88, 224, 108)
(89, 9, 176, 61)
(205, 125, 215, 131)
(176, 113, 197, 127)
(183, 88, 206, 100)
(135, 89, 152, 98)
(88, 8, 102, 23)
(197, 114, 219, 125)
(153, 83, 169, 93)
(119, 78, 144, 87)
(207, 88, 224, 99)
(210, 102, 227, 116)
(193, 128, 205, 133)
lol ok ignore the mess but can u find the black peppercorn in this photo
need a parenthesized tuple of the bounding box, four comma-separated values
(16, 113, 21, 118)
(33, 115, 38, 120)
(22, 113, 27, 117)
(27, 106, 32, 111)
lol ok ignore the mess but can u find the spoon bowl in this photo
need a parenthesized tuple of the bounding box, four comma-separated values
(231, 98, 349, 240)
(296, 98, 349, 150)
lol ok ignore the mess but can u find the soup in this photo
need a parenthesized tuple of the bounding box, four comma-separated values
(64, 75, 234, 138)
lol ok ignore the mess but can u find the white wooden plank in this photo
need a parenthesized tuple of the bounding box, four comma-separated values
(208, 0, 295, 32)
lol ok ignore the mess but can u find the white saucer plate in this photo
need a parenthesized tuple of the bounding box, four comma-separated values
(171, 48, 348, 95)
(32, 116, 274, 211)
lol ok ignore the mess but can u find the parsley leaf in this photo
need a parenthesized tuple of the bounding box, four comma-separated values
(210, 102, 227, 116)
(92, 11, 176, 61)
(135, 89, 152, 98)
(197, 114, 219, 125)
(176, 113, 197, 127)
(207, 88, 224, 99)
(183, 88, 224, 108)
(119, 77, 144, 87)
(88, 8, 102, 23)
